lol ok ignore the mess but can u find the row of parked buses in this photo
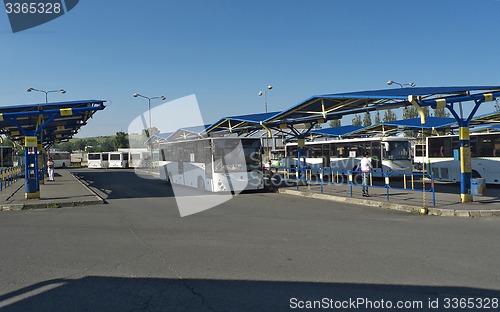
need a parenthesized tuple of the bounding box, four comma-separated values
(154, 131, 500, 193)
(283, 132, 500, 185)
(87, 150, 150, 169)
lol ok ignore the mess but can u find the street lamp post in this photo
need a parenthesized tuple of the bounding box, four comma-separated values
(27, 87, 66, 103)
(386, 80, 416, 88)
(133, 93, 166, 172)
(132, 93, 166, 137)
(258, 85, 273, 113)
(26, 87, 65, 187)
(258, 85, 273, 162)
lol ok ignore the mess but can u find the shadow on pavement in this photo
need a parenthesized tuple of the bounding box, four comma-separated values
(71, 169, 175, 200)
(1, 276, 499, 312)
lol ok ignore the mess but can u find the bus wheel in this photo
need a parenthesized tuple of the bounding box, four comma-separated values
(352, 168, 362, 185)
(472, 170, 482, 178)
(272, 173, 282, 185)
(197, 177, 205, 191)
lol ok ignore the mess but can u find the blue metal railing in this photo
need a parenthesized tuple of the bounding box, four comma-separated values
(0, 167, 24, 191)
(273, 166, 435, 207)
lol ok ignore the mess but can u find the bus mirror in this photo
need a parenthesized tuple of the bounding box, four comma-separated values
(382, 142, 389, 152)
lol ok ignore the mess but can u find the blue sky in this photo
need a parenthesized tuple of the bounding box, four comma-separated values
(1, 0, 500, 138)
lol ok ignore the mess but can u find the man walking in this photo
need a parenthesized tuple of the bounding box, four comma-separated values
(360, 152, 372, 197)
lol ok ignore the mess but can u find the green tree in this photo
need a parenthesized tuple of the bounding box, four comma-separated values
(383, 109, 397, 122)
(56, 141, 74, 152)
(142, 127, 160, 138)
(329, 119, 341, 127)
(100, 137, 115, 152)
(84, 138, 99, 152)
(351, 115, 362, 126)
(362, 112, 372, 127)
(374, 111, 381, 124)
(433, 107, 450, 118)
(115, 131, 129, 148)
(402, 106, 419, 120)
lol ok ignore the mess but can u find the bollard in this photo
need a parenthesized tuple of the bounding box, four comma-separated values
(349, 172, 353, 197)
(431, 177, 436, 207)
(385, 174, 390, 201)
(320, 168, 323, 193)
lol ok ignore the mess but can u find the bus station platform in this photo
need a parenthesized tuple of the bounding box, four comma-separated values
(277, 180, 500, 218)
(0, 169, 104, 211)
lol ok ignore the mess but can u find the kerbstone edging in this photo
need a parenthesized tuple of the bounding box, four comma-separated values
(278, 189, 500, 218)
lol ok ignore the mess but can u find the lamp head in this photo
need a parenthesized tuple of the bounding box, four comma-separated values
(160, 96, 166, 101)
(133, 93, 139, 97)
(27, 88, 34, 92)
(59, 89, 66, 94)
(267, 85, 273, 90)
(258, 91, 263, 96)
(387, 80, 394, 86)
(409, 82, 416, 87)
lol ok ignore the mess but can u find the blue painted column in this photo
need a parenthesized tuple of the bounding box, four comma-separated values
(24, 136, 40, 199)
(296, 138, 305, 188)
(459, 126, 473, 203)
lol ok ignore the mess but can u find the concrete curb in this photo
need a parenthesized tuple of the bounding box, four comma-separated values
(278, 189, 500, 218)
(68, 171, 106, 205)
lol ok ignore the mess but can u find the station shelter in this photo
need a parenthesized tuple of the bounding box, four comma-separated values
(205, 86, 500, 203)
(0, 100, 106, 199)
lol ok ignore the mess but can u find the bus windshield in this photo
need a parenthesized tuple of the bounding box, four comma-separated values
(110, 154, 121, 160)
(213, 139, 261, 173)
(386, 141, 410, 160)
(88, 154, 101, 160)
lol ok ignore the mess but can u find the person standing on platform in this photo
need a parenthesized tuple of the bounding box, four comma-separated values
(47, 156, 55, 182)
(360, 152, 372, 197)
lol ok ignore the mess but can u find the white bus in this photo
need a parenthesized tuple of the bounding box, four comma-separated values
(108, 152, 129, 168)
(48, 150, 70, 168)
(424, 132, 500, 184)
(284, 136, 412, 180)
(117, 148, 149, 168)
(159, 137, 264, 192)
(87, 152, 109, 169)
(128, 151, 148, 168)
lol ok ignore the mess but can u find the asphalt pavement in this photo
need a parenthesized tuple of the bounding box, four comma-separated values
(1, 168, 500, 312)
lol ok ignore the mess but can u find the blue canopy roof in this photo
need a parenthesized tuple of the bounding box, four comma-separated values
(0, 99, 106, 147)
(380, 117, 457, 129)
(311, 125, 365, 137)
(206, 111, 279, 133)
(263, 86, 500, 128)
(166, 124, 211, 141)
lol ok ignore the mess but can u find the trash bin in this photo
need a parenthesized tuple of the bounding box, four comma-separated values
(471, 178, 486, 196)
